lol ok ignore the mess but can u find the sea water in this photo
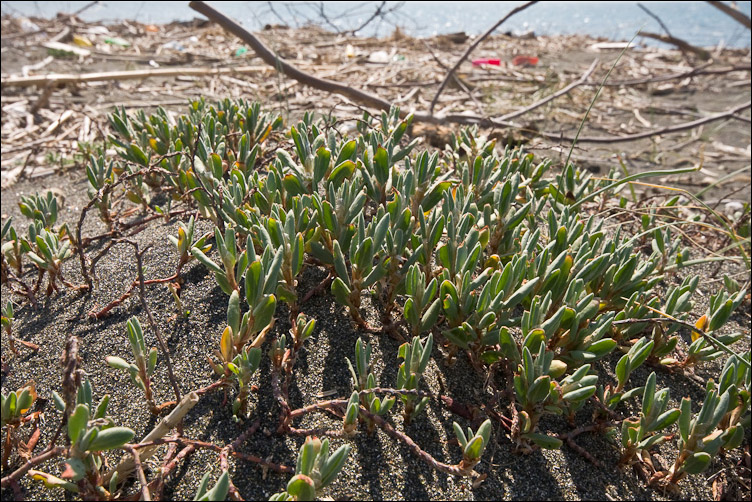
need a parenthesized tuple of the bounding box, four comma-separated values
(2, 1, 751, 48)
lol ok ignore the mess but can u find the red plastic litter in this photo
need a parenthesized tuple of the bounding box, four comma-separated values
(512, 55, 539, 66)
(471, 58, 501, 66)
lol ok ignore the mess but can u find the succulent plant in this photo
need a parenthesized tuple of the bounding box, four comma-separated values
(5, 96, 749, 500)
(396, 334, 433, 423)
(619, 372, 680, 466)
(26, 227, 73, 295)
(104, 316, 161, 414)
(453, 418, 493, 473)
(194, 470, 230, 501)
(168, 215, 212, 272)
(270, 436, 351, 501)
(35, 379, 134, 498)
(346, 338, 395, 431)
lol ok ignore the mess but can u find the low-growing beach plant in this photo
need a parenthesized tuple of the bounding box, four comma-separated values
(1, 382, 37, 469)
(2, 300, 39, 355)
(618, 372, 680, 467)
(226, 346, 262, 421)
(681, 288, 746, 367)
(85, 155, 115, 228)
(18, 191, 59, 230)
(31, 379, 134, 499)
(657, 369, 747, 490)
(1, 217, 27, 276)
(511, 343, 597, 450)
(26, 227, 73, 295)
(2, 97, 749, 501)
(168, 215, 212, 275)
(104, 316, 172, 415)
(346, 338, 395, 431)
(396, 334, 433, 423)
(402, 264, 442, 339)
(453, 419, 493, 473)
(191, 226, 245, 295)
(194, 470, 230, 501)
(330, 211, 390, 330)
(270, 436, 351, 501)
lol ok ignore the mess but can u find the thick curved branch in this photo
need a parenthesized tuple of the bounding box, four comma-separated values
(638, 31, 711, 60)
(707, 1, 751, 29)
(189, 1, 395, 113)
(429, 1, 538, 113)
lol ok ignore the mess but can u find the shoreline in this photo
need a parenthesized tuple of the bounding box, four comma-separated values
(1, 13, 749, 204)
(3, 1, 751, 49)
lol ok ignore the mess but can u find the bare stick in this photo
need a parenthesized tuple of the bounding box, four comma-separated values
(288, 388, 432, 420)
(149, 444, 194, 497)
(422, 39, 484, 113)
(429, 1, 538, 113)
(359, 406, 472, 477)
(497, 59, 599, 121)
(348, 1, 386, 35)
(71, 1, 100, 17)
(707, 1, 751, 29)
(637, 3, 696, 63)
(637, 3, 674, 38)
(129, 436, 293, 473)
(0, 447, 66, 488)
(123, 240, 182, 402)
(556, 424, 608, 468)
(104, 392, 199, 485)
(0, 66, 271, 88)
(556, 100, 750, 143)
(448, 100, 751, 143)
(584, 63, 749, 87)
(122, 445, 152, 501)
(219, 419, 262, 501)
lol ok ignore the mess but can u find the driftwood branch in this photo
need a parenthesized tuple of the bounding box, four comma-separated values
(429, 1, 538, 112)
(707, 1, 751, 29)
(189, 1, 396, 113)
(586, 63, 749, 87)
(104, 391, 199, 485)
(638, 31, 711, 60)
(451, 100, 751, 144)
(556, 100, 750, 143)
(0, 66, 271, 88)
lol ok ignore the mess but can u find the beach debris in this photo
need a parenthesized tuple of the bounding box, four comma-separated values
(472, 58, 502, 66)
(104, 36, 130, 47)
(511, 55, 538, 66)
(72, 34, 93, 47)
(43, 41, 91, 57)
